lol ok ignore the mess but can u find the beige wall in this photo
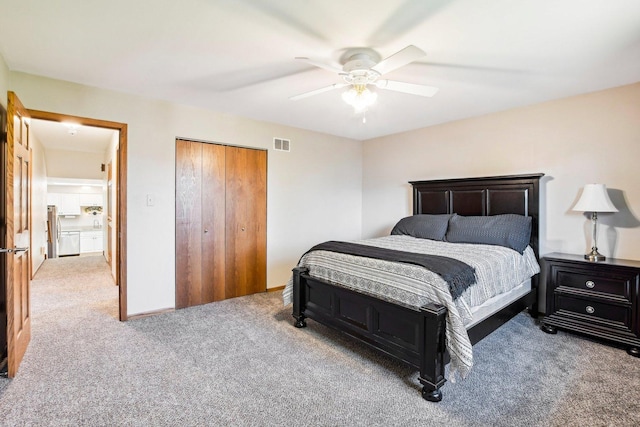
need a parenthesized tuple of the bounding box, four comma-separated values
(8, 69, 363, 316)
(0, 53, 8, 109)
(31, 135, 48, 275)
(362, 82, 640, 263)
(45, 148, 106, 180)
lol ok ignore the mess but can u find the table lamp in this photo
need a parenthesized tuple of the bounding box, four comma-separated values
(572, 184, 618, 262)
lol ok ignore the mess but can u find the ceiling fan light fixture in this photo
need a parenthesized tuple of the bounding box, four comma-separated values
(342, 84, 377, 113)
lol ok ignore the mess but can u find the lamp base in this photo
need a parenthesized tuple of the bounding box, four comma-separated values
(584, 248, 606, 262)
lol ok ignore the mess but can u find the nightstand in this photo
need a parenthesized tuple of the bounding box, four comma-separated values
(540, 252, 640, 357)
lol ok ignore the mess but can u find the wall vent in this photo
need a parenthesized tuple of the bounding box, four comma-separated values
(273, 137, 290, 152)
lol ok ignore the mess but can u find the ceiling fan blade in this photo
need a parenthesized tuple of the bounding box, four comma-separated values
(413, 61, 529, 74)
(295, 57, 344, 74)
(371, 45, 426, 74)
(289, 83, 349, 101)
(371, 45, 426, 75)
(375, 80, 438, 97)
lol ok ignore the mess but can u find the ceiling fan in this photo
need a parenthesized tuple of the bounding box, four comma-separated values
(290, 45, 439, 113)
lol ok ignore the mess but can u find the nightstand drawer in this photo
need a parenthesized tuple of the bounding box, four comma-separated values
(556, 270, 630, 298)
(556, 294, 630, 325)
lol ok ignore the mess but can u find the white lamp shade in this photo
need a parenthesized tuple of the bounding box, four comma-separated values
(572, 184, 618, 212)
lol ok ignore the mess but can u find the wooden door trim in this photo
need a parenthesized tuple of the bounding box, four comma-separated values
(27, 109, 129, 321)
(106, 160, 113, 270)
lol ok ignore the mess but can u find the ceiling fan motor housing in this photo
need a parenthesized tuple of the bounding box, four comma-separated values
(341, 53, 380, 85)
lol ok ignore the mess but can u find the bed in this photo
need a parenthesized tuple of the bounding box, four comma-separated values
(286, 173, 543, 402)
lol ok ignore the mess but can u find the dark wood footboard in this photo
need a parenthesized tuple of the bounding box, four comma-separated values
(292, 266, 447, 401)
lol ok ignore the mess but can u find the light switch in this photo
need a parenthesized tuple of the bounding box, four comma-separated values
(146, 194, 155, 206)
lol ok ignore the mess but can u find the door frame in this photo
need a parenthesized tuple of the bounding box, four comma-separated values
(28, 109, 129, 321)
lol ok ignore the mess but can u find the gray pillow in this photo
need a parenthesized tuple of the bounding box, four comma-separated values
(445, 214, 532, 254)
(390, 214, 452, 241)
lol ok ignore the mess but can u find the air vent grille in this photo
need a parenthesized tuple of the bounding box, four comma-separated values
(273, 137, 290, 152)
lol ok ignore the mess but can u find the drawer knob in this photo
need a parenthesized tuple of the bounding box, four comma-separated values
(585, 280, 596, 289)
(586, 306, 595, 314)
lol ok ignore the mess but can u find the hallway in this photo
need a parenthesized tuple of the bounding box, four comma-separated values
(31, 256, 118, 318)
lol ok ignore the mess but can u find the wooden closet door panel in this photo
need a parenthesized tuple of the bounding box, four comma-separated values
(225, 146, 267, 298)
(175, 139, 203, 308)
(201, 143, 226, 302)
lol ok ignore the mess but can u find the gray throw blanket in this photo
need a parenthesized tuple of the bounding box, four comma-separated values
(304, 240, 477, 301)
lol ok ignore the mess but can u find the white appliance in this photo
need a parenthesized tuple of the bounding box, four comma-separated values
(59, 231, 80, 257)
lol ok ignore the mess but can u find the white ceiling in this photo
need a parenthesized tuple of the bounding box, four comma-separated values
(1, 0, 639, 141)
(30, 119, 116, 153)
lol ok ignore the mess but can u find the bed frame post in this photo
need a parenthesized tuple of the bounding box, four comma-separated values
(419, 303, 447, 402)
(528, 275, 540, 317)
(292, 267, 308, 328)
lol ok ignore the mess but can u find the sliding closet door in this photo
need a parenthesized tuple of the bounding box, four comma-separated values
(201, 142, 227, 301)
(175, 140, 225, 308)
(225, 146, 267, 298)
(176, 140, 266, 308)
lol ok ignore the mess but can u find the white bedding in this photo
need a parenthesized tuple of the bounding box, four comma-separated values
(283, 235, 540, 378)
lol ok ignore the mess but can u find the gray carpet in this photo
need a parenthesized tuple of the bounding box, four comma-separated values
(0, 256, 638, 426)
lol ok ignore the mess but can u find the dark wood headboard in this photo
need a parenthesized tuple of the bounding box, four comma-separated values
(409, 173, 544, 258)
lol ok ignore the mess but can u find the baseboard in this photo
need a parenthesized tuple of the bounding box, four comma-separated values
(129, 289, 283, 319)
(128, 307, 175, 320)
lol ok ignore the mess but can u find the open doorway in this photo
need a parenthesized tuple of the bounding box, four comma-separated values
(28, 109, 127, 321)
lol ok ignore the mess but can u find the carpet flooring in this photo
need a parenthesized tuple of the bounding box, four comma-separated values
(0, 255, 638, 426)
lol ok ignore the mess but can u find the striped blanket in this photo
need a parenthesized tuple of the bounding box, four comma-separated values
(303, 240, 477, 300)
